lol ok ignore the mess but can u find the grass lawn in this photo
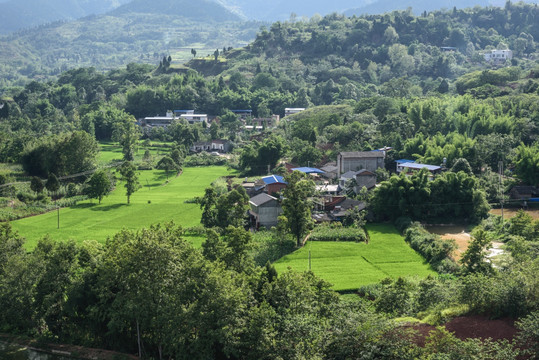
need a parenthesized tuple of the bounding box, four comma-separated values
(11, 166, 231, 250)
(273, 223, 435, 291)
(98, 141, 173, 164)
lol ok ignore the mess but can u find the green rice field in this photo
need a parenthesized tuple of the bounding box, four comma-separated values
(11, 166, 231, 250)
(273, 224, 435, 291)
(98, 141, 173, 164)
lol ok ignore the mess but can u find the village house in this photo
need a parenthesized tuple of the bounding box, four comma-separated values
(312, 195, 366, 222)
(249, 193, 282, 229)
(316, 184, 339, 196)
(320, 162, 338, 180)
(396, 159, 442, 176)
(141, 111, 175, 128)
(255, 174, 288, 195)
(180, 113, 208, 124)
(337, 151, 385, 177)
(190, 139, 231, 153)
(484, 49, 513, 64)
(231, 109, 253, 119)
(509, 186, 539, 201)
(284, 108, 305, 116)
(339, 169, 377, 193)
(252, 114, 280, 128)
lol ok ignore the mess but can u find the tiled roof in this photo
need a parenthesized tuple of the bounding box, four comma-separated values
(339, 151, 384, 158)
(249, 193, 278, 206)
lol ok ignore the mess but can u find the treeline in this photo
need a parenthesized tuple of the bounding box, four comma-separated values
(1, 221, 536, 359)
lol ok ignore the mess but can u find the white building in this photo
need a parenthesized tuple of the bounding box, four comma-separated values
(180, 113, 208, 124)
(484, 49, 513, 64)
(284, 108, 305, 116)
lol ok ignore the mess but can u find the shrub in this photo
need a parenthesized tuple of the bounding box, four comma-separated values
(185, 152, 227, 166)
(310, 226, 367, 242)
(251, 230, 296, 266)
(394, 216, 413, 233)
(404, 222, 457, 273)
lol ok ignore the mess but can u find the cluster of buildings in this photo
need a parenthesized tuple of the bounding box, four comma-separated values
(244, 148, 452, 229)
(139, 108, 304, 130)
(140, 108, 307, 155)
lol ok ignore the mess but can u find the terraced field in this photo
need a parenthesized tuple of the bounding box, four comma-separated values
(273, 223, 435, 291)
(11, 166, 231, 250)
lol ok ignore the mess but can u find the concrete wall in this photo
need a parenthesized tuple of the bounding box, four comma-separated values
(252, 203, 282, 228)
(340, 157, 383, 173)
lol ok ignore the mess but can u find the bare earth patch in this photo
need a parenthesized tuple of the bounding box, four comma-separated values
(425, 225, 470, 261)
(490, 208, 539, 220)
(409, 315, 518, 346)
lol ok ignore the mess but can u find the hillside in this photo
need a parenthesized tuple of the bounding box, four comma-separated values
(188, 1, 539, 92)
(0, 0, 131, 34)
(344, 0, 539, 16)
(0, 6, 262, 91)
(111, 0, 241, 21)
(218, 0, 539, 20)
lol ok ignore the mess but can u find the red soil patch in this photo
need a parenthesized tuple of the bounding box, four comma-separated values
(407, 315, 518, 347)
(0, 334, 138, 360)
(445, 315, 518, 341)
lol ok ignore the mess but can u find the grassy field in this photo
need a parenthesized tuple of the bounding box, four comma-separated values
(98, 141, 173, 164)
(273, 224, 435, 291)
(11, 166, 231, 250)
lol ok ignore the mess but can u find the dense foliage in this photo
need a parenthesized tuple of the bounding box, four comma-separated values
(310, 225, 368, 242)
(0, 222, 533, 359)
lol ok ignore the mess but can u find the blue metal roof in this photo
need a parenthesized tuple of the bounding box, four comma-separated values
(292, 167, 325, 174)
(231, 109, 252, 112)
(261, 175, 287, 185)
(396, 159, 415, 163)
(401, 163, 441, 171)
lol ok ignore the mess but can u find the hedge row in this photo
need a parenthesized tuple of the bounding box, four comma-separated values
(404, 222, 458, 273)
(310, 226, 367, 242)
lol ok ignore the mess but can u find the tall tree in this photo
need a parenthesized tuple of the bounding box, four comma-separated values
(113, 116, 140, 161)
(45, 173, 60, 195)
(460, 228, 492, 274)
(280, 171, 315, 247)
(86, 170, 111, 204)
(119, 161, 141, 204)
(156, 156, 178, 179)
(30, 176, 44, 194)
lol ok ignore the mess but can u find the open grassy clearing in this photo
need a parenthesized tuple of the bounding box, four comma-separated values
(11, 166, 231, 250)
(273, 224, 435, 291)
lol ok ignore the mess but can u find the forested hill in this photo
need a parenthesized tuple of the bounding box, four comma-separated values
(346, 0, 539, 16)
(189, 1, 539, 91)
(111, 0, 240, 21)
(0, 1, 261, 91)
(0, 0, 131, 34)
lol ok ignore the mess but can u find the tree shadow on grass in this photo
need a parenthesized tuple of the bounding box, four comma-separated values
(90, 203, 128, 212)
(70, 203, 96, 209)
(153, 171, 173, 183)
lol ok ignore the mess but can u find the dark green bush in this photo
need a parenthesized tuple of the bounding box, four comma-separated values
(404, 222, 457, 273)
(310, 226, 367, 242)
